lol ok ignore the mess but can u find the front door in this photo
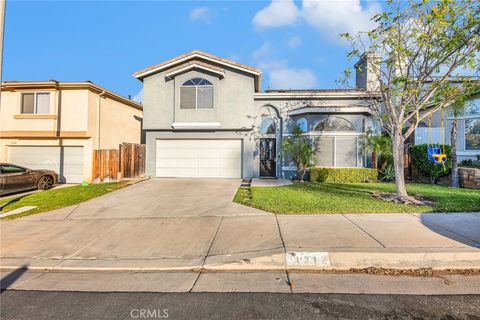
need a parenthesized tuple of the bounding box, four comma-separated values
(259, 138, 276, 177)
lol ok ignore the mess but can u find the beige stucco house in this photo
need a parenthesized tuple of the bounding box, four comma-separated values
(0, 80, 143, 183)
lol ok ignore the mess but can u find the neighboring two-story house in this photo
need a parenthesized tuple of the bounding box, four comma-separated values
(134, 50, 379, 179)
(414, 96, 480, 162)
(0, 80, 143, 183)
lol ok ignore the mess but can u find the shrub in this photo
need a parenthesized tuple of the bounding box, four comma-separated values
(409, 144, 452, 182)
(460, 159, 480, 169)
(310, 167, 378, 183)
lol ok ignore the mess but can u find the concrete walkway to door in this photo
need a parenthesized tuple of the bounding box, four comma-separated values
(1, 179, 480, 273)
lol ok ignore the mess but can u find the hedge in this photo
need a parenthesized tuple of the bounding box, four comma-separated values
(409, 144, 451, 182)
(310, 167, 378, 183)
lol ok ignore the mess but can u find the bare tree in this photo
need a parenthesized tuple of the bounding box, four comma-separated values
(343, 0, 480, 200)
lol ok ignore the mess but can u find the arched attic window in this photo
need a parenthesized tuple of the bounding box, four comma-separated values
(260, 118, 276, 134)
(314, 117, 357, 132)
(180, 78, 213, 109)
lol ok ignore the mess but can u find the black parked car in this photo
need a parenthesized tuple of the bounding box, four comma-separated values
(0, 163, 59, 196)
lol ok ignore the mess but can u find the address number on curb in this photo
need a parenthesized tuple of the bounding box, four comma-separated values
(286, 252, 331, 268)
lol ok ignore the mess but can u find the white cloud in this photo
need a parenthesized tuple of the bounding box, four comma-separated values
(253, 0, 300, 29)
(302, 0, 381, 37)
(132, 88, 143, 103)
(253, 0, 381, 39)
(252, 43, 318, 89)
(269, 64, 318, 89)
(252, 42, 274, 61)
(287, 35, 302, 48)
(190, 6, 211, 23)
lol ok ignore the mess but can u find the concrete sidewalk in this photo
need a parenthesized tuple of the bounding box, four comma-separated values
(2, 212, 479, 272)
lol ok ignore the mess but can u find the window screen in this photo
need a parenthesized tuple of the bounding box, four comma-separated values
(315, 137, 334, 167)
(21, 93, 35, 114)
(336, 137, 357, 167)
(197, 86, 213, 109)
(36, 93, 50, 114)
(180, 87, 196, 109)
(180, 78, 213, 109)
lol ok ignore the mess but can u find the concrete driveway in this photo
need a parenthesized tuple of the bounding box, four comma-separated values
(22, 178, 268, 220)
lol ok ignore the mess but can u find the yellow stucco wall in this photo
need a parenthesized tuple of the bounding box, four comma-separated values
(0, 85, 143, 183)
(88, 91, 143, 150)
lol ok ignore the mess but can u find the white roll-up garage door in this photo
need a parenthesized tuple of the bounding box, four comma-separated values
(8, 146, 84, 183)
(155, 139, 242, 178)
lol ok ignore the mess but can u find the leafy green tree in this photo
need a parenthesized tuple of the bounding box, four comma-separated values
(282, 125, 315, 181)
(342, 0, 480, 199)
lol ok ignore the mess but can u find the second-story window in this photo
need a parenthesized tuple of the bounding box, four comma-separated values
(180, 78, 213, 110)
(21, 92, 50, 114)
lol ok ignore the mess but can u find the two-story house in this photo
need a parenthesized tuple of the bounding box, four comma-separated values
(0, 80, 143, 183)
(134, 50, 379, 179)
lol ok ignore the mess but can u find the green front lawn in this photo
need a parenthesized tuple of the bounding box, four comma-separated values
(234, 182, 480, 214)
(0, 182, 129, 219)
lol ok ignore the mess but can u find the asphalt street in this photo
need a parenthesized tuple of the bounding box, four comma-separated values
(1, 290, 479, 320)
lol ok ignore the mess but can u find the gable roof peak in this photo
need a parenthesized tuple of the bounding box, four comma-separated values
(133, 50, 261, 81)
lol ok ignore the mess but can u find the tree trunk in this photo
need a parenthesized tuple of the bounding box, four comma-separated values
(451, 118, 459, 188)
(392, 128, 408, 198)
(299, 168, 307, 182)
(371, 151, 377, 169)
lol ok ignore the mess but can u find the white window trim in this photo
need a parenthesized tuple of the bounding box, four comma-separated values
(21, 92, 51, 114)
(447, 114, 480, 120)
(172, 122, 221, 129)
(283, 132, 364, 137)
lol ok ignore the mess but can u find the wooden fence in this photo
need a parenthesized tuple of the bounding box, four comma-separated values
(92, 143, 145, 182)
(119, 143, 146, 179)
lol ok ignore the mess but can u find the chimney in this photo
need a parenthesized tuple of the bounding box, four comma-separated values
(355, 51, 380, 91)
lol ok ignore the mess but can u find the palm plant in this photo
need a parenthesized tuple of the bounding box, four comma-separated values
(282, 125, 315, 181)
(365, 130, 393, 170)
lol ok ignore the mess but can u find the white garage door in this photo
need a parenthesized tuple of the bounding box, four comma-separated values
(8, 146, 84, 183)
(156, 139, 242, 178)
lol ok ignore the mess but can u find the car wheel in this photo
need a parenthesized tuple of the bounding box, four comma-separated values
(37, 175, 54, 190)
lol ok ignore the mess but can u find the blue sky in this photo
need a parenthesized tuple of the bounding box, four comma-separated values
(4, 0, 382, 101)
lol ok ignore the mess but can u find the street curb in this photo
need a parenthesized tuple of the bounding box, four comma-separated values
(2, 250, 479, 272)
